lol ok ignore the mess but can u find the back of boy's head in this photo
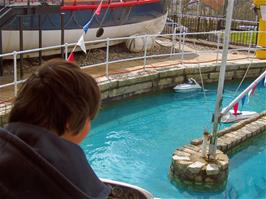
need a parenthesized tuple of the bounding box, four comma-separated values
(9, 59, 101, 136)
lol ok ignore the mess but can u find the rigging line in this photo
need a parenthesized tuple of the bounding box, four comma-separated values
(194, 38, 212, 130)
(68, 0, 105, 59)
(233, 31, 256, 97)
(99, 2, 112, 27)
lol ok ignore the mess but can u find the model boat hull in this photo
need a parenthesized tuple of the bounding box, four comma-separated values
(221, 110, 259, 123)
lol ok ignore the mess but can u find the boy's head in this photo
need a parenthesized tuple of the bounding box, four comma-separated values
(9, 59, 101, 138)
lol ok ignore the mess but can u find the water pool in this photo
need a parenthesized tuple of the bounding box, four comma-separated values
(81, 80, 266, 198)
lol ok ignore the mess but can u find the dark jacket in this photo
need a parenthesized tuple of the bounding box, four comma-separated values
(0, 122, 111, 199)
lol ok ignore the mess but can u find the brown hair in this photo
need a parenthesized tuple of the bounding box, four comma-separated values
(9, 59, 101, 136)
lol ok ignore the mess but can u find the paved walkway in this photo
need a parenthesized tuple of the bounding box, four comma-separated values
(0, 43, 259, 102)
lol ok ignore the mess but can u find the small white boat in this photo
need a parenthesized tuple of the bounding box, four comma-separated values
(173, 78, 201, 92)
(221, 110, 259, 123)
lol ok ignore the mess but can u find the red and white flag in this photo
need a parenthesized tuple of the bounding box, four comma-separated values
(67, 52, 75, 62)
(95, 1, 103, 16)
(233, 102, 239, 116)
(77, 34, 86, 54)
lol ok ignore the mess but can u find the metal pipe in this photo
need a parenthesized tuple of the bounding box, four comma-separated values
(181, 32, 186, 64)
(221, 70, 266, 116)
(64, 43, 68, 60)
(216, 32, 221, 64)
(19, 16, 24, 79)
(38, 14, 42, 65)
(209, 0, 235, 159)
(61, 13, 65, 58)
(0, 28, 3, 76)
(143, 35, 148, 71)
(13, 51, 18, 97)
(106, 38, 110, 79)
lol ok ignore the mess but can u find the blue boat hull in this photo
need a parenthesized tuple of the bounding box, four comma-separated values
(3, 1, 167, 30)
(2, 0, 167, 54)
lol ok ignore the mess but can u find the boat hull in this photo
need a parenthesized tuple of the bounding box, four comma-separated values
(221, 110, 259, 123)
(2, 1, 167, 54)
(3, 13, 167, 54)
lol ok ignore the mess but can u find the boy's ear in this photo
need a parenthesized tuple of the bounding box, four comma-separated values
(62, 119, 91, 144)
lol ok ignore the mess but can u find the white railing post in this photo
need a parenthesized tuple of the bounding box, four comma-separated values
(216, 32, 221, 64)
(143, 35, 148, 71)
(181, 32, 186, 65)
(248, 31, 253, 55)
(64, 43, 68, 60)
(170, 30, 176, 56)
(13, 51, 18, 97)
(106, 38, 110, 79)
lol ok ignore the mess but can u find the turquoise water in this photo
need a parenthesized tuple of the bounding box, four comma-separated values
(81, 80, 266, 199)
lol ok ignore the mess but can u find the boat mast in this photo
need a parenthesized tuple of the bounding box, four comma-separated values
(209, 0, 235, 158)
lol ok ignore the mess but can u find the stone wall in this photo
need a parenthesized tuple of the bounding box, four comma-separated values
(99, 61, 266, 102)
(170, 111, 266, 191)
(191, 111, 266, 152)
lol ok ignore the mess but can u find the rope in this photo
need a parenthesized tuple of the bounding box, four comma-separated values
(233, 32, 256, 97)
(194, 41, 212, 131)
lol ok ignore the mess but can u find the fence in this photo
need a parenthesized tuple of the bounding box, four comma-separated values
(164, 16, 258, 47)
(0, 30, 262, 93)
(0, 30, 264, 126)
(166, 0, 258, 47)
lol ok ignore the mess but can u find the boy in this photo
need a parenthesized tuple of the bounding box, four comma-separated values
(0, 59, 111, 199)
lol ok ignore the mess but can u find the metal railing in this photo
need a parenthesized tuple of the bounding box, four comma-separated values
(0, 30, 264, 98)
(166, 15, 258, 47)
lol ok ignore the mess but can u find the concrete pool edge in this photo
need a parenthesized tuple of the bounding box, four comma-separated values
(98, 60, 266, 102)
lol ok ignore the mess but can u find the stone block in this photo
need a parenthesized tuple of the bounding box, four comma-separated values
(225, 71, 234, 80)
(187, 74, 209, 82)
(225, 64, 239, 71)
(173, 155, 190, 161)
(209, 72, 219, 80)
(101, 91, 109, 100)
(245, 69, 261, 78)
(108, 82, 152, 98)
(174, 76, 185, 84)
(107, 79, 119, 89)
(184, 66, 199, 74)
(218, 160, 228, 170)
(216, 153, 229, 162)
(205, 177, 215, 184)
(188, 161, 205, 174)
(159, 68, 184, 78)
(206, 164, 219, 175)
(191, 138, 203, 146)
(118, 73, 158, 87)
(174, 150, 191, 157)
(184, 144, 200, 152)
(98, 82, 109, 92)
(199, 65, 216, 73)
(158, 78, 174, 87)
(175, 160, 193, 171)
(194, 175, 203, 182)
(182, 147, 198, 155)
(234, 70, 246, 79)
